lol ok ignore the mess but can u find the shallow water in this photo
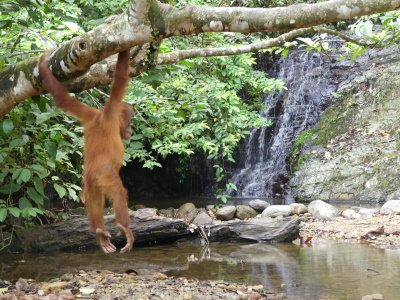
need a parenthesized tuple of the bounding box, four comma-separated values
(1, 242, 399, 299)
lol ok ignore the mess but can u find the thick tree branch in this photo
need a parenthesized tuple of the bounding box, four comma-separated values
(0, 0, 399, 117)
(160, 0, 400, 35)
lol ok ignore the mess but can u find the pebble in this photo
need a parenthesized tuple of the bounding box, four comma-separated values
(1, 270, 287, 300)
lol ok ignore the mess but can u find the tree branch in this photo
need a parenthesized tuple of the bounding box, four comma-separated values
(0, 0, 399, 117)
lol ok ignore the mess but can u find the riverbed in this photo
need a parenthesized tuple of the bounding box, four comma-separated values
(1, 240, 398, 299)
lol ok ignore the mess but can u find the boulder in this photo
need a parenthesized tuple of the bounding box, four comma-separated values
(261, 205, 292, 218)
(361, 294, 384, 300)
(359, 208, 378, 218)
(235, 205, 258, 220)
(342, 209, 360, 219)
(210, 217, 304, 243)
(158, 208, 176, 218)
(380, 200, 400, 215)
(289, 203, 308, 215)
(308, 200, 339, 220)
(248, 199, 270, 212)
(177, 203, 197, 222)
(216, 206, 237, 221)
(192, 212, 213, 226)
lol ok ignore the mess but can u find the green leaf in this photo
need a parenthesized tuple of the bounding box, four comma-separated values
(45, 142, 57, 159)
(9, 138, 26, 148)
(131, 134, 143, 140)
(0, 153, 6, 164)
(54, 183, 67, 198)
(351, 47, 361, 61)
(27, 187, 44, 205)
(179, 60, 195, 68)
(0, 209, 7, 222)
(28, 208, 37, 217)
(67, 187, 78, 201)
(131, 141, 144, 149)
(33, 176, 45, 196)
(20, 169, 32, 183)
(8, 207, 20, 218)
(0, 183, 21, 194)
(12, 169, 23, 180)
(31, 208, 44, 215)
(0, 119, 14, 137)
(19, 197, 32, 210)
(36, 112, 55, 124)
(30, 164, 48, 179)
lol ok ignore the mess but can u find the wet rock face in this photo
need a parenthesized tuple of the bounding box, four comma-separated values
(290, 46, 400, 203)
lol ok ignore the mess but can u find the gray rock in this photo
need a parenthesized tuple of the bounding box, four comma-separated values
(261, 205, 292, 218)
(235, 205, 258, 220)
(210, 217, 304, 243)
(308, 200, 339, 220)
(359, 208, 378, 218)
(206, 205, 215, 211)
(158, 208, 176, 218)
(192, 211, 213, 226)
(290, 49, 400, 203)
(361, 294, 384, 300)
(216, 206, 237, 221)
(177, 203, 197, 222)
(380, 200, 400, 215)
(289, 203, 308, 215)
(342, 209, 359, 219)
(248, 199, 270, 212)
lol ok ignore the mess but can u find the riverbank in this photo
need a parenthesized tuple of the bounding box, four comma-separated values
(299, 213, 400, 247)
(1, 270, 286, 300)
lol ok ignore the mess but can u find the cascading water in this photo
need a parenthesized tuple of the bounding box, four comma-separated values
(228, 50, 340, 198)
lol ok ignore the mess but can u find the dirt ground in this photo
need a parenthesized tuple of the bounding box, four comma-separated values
(299, 214, 400, 247)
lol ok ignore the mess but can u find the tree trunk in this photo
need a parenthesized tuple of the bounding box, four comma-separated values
(1, 209, 303, 253)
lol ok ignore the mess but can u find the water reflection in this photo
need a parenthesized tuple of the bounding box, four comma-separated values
(1, 242, 398, 299)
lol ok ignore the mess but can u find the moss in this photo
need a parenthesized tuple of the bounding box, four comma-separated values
(290, 129, 315, 172)
(312, 104, 350, 147)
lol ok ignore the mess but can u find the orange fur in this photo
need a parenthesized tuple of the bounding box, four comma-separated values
(39, 49, 134, 253)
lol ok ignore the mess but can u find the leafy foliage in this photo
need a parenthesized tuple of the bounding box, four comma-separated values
(125, 36, 282, 201)
(2, 0, 399, 225)
(0, 97, 83, 225)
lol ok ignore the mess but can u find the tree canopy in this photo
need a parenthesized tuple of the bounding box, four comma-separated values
(0, 0, 400, 227)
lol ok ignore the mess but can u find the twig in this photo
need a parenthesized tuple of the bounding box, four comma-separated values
(367, 268, 381, 275)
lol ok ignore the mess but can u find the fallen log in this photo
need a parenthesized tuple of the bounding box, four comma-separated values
(1, 208, 303, 253)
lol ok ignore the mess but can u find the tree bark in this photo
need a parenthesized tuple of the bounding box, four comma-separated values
(0, 0, 399, 117)
(1, 209, 303, 253)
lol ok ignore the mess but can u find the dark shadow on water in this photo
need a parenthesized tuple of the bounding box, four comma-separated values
(1, 242, 399, 299)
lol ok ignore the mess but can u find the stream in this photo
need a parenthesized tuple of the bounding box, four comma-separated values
(0, 241, 398, 299)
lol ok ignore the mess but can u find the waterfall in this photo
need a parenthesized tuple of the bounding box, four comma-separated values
(228, 50, 338, 198)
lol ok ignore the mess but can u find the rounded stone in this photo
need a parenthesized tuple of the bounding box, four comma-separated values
(261, 205, 292, 218)
(380, 200, 400, 215)
(248, 199, 271, 212)
(216, 206, 237, 221)
(192, 211, 213, 225)
(289, 203, 308, 215)
(308, 200, 339, 220)
(177, 203, 197, 222)
(235, 205, 258, 220)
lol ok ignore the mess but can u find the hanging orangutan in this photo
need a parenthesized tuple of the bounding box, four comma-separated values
(39, 49, 134, 253)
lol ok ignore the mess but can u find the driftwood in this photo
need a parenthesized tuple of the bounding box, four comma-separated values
(1, 208, 303, 253)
